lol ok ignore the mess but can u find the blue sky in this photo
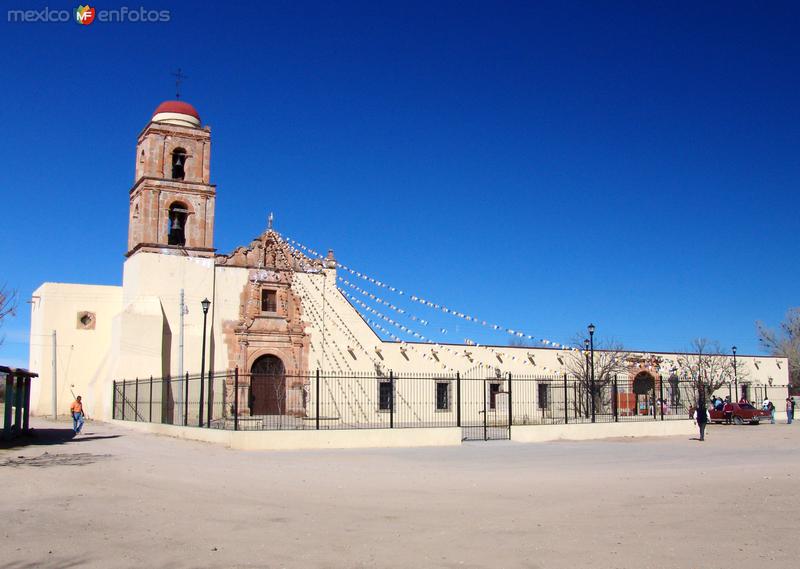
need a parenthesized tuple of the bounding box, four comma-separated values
(1, 1, 798, 367)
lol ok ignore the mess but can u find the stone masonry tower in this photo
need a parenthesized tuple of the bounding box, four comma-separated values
(127, 100, 215, 257)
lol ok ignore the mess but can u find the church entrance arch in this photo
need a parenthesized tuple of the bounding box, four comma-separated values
(249, 355, 286, 415)
(632, 371, 656, 416)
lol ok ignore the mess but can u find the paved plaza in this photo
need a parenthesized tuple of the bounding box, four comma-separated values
(2, 419, 798, 568)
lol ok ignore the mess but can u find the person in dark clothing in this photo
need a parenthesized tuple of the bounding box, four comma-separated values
(694, 398, 709, 441)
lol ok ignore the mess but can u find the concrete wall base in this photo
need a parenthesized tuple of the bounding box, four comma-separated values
(511, 420, 695, 443)
(110, 419, 695, 450)
(110, 420, 462, 450)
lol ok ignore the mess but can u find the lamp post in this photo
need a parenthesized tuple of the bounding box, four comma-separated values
(732, 345, 738, 402)
(588, 323, 596, 423)
(583, 339, 590, 419)
(198, 298, 211, 427)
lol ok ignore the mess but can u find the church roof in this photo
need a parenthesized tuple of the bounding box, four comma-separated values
(153, 100, 200, 119)
(151, 100, 201, 127)
(215, 229, 323, 272)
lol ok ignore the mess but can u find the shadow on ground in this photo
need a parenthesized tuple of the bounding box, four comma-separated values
(0, 428, 121, 450)
(3, 556, 87, 569)
(0, 451, 112, 468)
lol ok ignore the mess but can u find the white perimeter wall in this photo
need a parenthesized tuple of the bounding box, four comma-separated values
(28, 283, 122, 418)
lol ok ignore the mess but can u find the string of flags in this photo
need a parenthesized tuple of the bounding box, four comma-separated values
(303, 265, 571, 373)
(295, 273, 388, 373)
(292, 279, 349, 372)
(286, 241, 589, 374)
(339, 277, 430, 325)
(279, 232, 576, 351)
(340, 288, 435, 342)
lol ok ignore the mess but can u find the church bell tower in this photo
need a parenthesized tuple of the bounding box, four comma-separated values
(127, 100, 216, 257)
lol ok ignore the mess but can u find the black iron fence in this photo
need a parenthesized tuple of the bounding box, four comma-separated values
(113, 370, 706, 437)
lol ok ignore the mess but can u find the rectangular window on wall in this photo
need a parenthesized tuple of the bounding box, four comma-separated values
(379, 381, 393, 411)
(489, 383, 501, 410)
(261, 289, 277, 313)
(436, 382, 451, 411)
(537, 383, 549, 409)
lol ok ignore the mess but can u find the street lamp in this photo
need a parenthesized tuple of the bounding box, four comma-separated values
(732, 345, 738, 402)
(198, 298, 211, 427)
(588, 323, 596, 423)
(583, 339, 590, 419)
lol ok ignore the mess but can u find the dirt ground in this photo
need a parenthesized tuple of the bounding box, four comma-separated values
(1, 418, 798, 569)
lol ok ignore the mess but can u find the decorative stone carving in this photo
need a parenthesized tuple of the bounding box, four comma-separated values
(218, 229, 316, 417)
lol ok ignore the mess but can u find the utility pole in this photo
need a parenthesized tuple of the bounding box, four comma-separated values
(179, 289, 186, 379)
(52, 330, 57, 420)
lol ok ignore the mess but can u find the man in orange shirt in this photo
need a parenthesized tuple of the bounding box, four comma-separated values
(70, 396, 85, 434)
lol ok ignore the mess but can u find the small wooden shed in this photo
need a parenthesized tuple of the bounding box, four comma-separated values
(1, 366, 38, 440)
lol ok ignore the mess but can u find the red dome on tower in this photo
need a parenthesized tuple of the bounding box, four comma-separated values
(152, 100, 201, 121)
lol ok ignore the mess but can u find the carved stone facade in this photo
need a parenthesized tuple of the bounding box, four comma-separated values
(216, 231, 320, 416)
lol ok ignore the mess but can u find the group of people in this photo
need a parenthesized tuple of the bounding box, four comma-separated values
(693, 394, 797, 441)
(751, 396, 794, 425)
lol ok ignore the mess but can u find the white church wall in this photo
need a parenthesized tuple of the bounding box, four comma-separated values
(121, 252, 215, 379)
(28, 283, 122, 419)
(110, 296, 165, 381)
(209, 265, 249, 370)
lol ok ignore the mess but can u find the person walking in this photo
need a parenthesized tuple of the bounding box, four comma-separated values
(694, 398, 710, 441)
(786, 397, 794, 425)
(70, 396, 85, 434)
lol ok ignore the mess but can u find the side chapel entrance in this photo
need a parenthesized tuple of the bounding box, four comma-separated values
(632, 371, 656, 415)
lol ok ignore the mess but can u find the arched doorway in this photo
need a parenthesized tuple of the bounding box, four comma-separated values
(632, 372, 655, 416)
(250, 355, 285, 415)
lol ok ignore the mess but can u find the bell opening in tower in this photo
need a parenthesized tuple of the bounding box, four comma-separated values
(167, 203, 188, 246)
(171, 148, 186, 180)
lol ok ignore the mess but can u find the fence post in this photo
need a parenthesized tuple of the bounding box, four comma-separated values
(184, 372, 189, 427)
(659, 374, 665, 420)
(315, 369, 320, 431)
(507, 373, 513, 436)
(207, 370, 214, 428)
(563, 373, 569, 424)
(613, 375, 618, 422)
(112, 381, 117, 420)
(149, 376, 153, 423)
(234, 367, 239, 432)
(389, 371, 394, 429)
(574, 381, 579, 420)
(121, 380, 127, 421)
(483, 378, 488, 441)
(134, 377, 139, 422)
(456, 372, 461, 428)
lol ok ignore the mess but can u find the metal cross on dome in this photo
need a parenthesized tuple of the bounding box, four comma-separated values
(268, 212, 274, 230)
(171, 68, 188, 99)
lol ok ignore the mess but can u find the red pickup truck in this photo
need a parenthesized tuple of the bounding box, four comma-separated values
(709, 403, 772, 425)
